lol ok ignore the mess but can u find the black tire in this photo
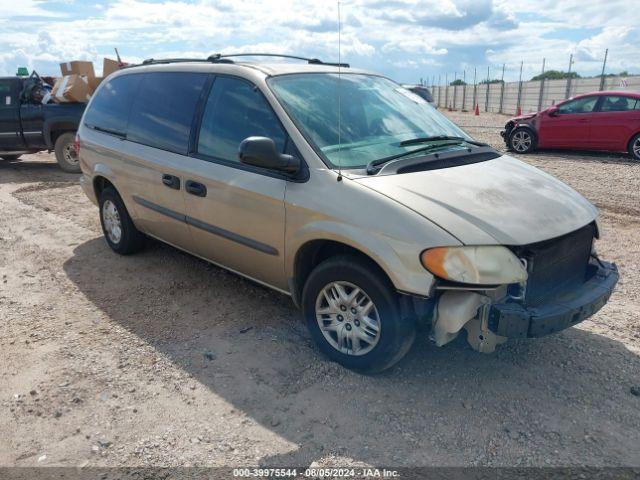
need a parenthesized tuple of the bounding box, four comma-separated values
(628, 133, 640, 161)
(54, 132, 81, 173)
(302, 255, 415, 373)
(1, 154, 21, 161)
(508, 127, 537, 154)
(98, 187, 145, 255)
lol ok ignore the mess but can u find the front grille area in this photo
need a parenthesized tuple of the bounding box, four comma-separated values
(511, 223, 595, 306)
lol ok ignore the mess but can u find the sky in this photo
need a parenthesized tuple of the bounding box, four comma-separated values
(0, 0, 637, 83)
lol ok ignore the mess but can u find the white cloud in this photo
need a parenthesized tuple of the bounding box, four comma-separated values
(0, 0, 637, 82)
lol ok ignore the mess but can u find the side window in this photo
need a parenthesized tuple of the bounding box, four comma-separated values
(557, 96, 598, 114)
(0, 80, 13, 106)
(84, 74, 142, 135)
(197, 77, 286, 163)
(600, 95, 636, 112)
(127, 72, 208, 155)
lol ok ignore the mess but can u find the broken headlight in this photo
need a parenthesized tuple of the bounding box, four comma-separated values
(420, 246, 528, 285)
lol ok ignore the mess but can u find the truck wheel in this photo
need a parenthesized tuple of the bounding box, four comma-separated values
(1, 154, 21, 161)
(508, 127, 537, 154)
(302, 255, 416, 373)
(54, 132, 81, 173)
(628, 133, 640, 161)
(99, 187, 145, 255)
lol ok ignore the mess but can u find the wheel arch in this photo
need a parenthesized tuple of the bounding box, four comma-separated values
(43, 118, 79, 148)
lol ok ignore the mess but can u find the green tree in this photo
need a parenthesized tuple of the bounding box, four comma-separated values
(449, 79, 467, 86)
(531, 70, 581, 81)
(479, 78, 503, 84)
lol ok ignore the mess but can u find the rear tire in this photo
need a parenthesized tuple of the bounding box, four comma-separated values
(628, 133, 640, 161)
(302, 255, 415, 373)
(508, 127, 537, 154)
(54, 132, 80, 173)
(98, 187, 145, 255)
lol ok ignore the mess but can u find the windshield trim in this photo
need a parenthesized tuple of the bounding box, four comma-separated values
(266, 71, 456, 171)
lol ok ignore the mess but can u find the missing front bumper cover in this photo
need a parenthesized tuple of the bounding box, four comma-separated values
(488, 261, 618, 338)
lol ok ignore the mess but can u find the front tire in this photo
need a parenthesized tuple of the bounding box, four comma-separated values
(54, 132, 81, 173)
(628, 133, 640, 161)
(302, 255, 415, 373)
(508, 127, 537, 154)
(98, 187, 145, 255)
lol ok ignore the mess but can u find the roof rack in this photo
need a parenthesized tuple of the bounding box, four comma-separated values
(140, 53, 349, 68)
(208, 53, 349, 68)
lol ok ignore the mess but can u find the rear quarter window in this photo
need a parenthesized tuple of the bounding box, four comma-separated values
(127, 72, 208, 155)
(84, 74, 142, 136)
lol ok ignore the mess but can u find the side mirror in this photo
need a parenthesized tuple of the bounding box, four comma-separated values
(548, 106, 559, 117)
(238, 137, 300, 174)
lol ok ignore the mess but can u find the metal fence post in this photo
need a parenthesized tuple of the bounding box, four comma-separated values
(445, 73, 449, 109)
(461, 70, 467, 111)
(472, 67, 477, 110)
(452, 71, 457, 110)
(437, 74, 441, 107)
(599, 49, 608, 91)
(516, 60, 523, 114)
(484, 66, 490, 112)
(499, 63, 506, 113)
(537, 58, 546, 111)
(565, 53, 574, 98)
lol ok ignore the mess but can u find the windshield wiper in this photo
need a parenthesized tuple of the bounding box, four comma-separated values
(400, 135, 488, 147)
(366, 140, 464, 175)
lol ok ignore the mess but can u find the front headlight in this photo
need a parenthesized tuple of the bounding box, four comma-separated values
(420, 246, 528, 285)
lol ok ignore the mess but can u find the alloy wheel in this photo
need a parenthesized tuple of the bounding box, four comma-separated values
(63, 143, 79, 166)
(102, 200, 122, 244)
(315, 281, 381, 356)
(511, 130, 532, 152)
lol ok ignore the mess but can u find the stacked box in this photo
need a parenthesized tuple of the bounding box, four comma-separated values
(51, 75, 91, 103)
(103, 58, 121, 77)
(60, 60, 95, 78)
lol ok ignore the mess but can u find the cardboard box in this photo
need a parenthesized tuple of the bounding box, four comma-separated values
(60, 60, 95, 78)
(103, 58, 121, 77)
(88, 76, 104, 94)
(51, 75, 91, 103)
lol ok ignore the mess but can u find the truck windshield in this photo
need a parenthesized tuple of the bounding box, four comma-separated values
(268, 73, 470, 169)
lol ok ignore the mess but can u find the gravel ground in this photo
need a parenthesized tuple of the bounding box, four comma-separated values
(1, 112, 639, 469)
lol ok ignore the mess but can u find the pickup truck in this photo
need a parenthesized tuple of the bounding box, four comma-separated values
(0, 76, 86, 172)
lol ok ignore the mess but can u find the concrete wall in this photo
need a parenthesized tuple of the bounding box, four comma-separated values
(433, 75, 640, 114)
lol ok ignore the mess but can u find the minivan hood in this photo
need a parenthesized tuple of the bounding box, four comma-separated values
(354, 155, 598, 245)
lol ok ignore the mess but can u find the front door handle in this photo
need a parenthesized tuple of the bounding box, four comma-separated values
(162, 174, 180, 190)
(185, 180, 207, 197)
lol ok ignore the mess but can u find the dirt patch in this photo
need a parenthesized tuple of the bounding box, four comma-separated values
(1, 141, 639, 468)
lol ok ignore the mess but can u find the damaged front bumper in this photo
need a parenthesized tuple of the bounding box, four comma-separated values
(488, 260, 618, 339)
(431, 260, 619, 352)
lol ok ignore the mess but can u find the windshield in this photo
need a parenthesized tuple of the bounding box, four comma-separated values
(268, 73, 471, 169)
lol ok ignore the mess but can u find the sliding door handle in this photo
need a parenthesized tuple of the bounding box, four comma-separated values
(162, 174, 180, 190)
(185, 180, 207, 197)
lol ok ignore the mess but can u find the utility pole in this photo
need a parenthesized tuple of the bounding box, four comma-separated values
(599, 48, 608, 91)
(537, 58, 546, 111)
(485, 65, 490, 112)
(499, 63, 506, 113)
(565, 53, 574, 98)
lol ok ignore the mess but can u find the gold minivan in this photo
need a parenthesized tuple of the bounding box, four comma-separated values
(78, 55, 618, 372)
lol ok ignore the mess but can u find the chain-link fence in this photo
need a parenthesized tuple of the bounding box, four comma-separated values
(427, 52, 639, 115)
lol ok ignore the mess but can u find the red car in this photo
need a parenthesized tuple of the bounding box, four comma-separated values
(501, 91, 640, 160)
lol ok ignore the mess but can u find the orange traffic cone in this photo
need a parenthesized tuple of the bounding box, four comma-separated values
(474, 104, 480, 116)
(516, 106, 522, 116)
